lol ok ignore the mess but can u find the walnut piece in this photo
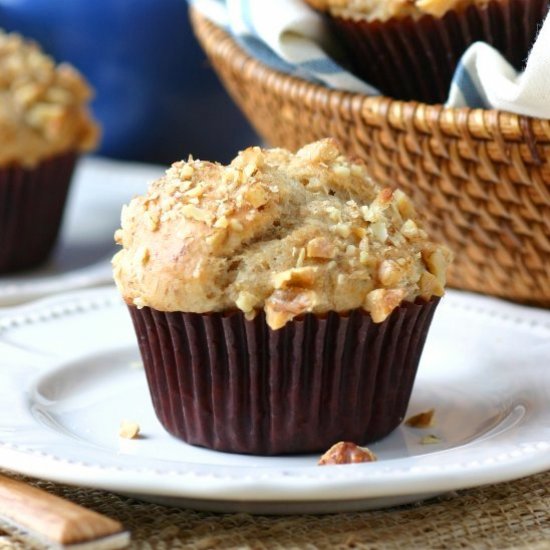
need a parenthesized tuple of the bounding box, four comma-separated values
(306, 236, 336, 259)
(405, 409, 435, 428)
(318, 442, 377, 465)
(365, 288, 406, 323)
(265, 289, 317, 330)
(272, 267, 318, 290)
(119, 420, 140, 439)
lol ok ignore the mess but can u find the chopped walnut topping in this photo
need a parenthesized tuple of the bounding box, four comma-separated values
(295, 247, 306, 267)
(113, 139, 452, 329)
(359, 251, 370, 265)
(265, 289, 317, 330)
(332, 223, 351, 238)
(307, 237, 336, 259)
(318, 442, 377, 465)
(326, 206, 342, 223)
(423, 247, 452, 286)
(394, 189, 416, 219)
(231, 146, 264, 172)
(419, 271, 445, 299)
(401, 219, 419, 239)
(245, 186, 269, 208)
(235, 290, 259, 313)
(297, 139, 340, 164)
(136, 246, 150, 266)
(205, 231, 226, 248)
(179, 164, 194, 179)
(370, 221, 388, 243)
(214, 216, 229, 229)
(378, 259, 403, 286)
(365, 288, 406, 323)
(133, 297, 146, 309)
(345, 244, 357, 257)
(272, 267, 318, 290)
(352, 226, 367, 240)
(145, 212, 160, 232)
(181, 204, 213, 225)
(229, 218, 244, 232)
(332, 164, 351, 178)
(406, 409, 435, 428)
(119, 420, 140, 439)
(187, 185, 204, 198)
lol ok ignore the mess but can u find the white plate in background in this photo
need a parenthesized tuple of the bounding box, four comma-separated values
(0, 157, 164, 306)
(0, 287, 548, 514)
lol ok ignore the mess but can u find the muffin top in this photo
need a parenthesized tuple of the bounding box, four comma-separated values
(305, 0, 487, 20)
(113, 139, 452, 330)
(0, 30, 99, 167)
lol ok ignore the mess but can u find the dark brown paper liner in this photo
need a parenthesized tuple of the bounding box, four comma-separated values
(329, 0, 549, 104)
(0, 152, 78, 273)
(129, 298, 439, 455)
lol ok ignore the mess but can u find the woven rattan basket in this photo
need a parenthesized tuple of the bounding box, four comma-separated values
(191, 9, 550, 306)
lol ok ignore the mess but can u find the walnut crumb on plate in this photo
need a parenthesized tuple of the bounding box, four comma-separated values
(405, 408, 435, 428)
(420, 434, 442, 445)
(318, 442, 377, 465)
(119, 420, 140, 439)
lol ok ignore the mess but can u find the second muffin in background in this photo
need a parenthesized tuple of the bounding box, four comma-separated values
(113, 139, 452, 455)
(0, 30, 99, 272)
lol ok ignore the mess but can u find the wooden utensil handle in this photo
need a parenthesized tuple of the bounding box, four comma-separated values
(0, 473, 124, 545)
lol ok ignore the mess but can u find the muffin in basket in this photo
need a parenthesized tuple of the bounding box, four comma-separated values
(305, 0, 549, 103)
(0, 30, 99, 273)
(113, 138, 452, 455)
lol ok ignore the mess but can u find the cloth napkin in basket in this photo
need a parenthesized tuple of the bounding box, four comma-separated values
(189, 0, 550, 118)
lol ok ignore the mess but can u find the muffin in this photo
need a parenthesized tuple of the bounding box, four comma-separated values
(0, 30, 99, 272)
(113, 138, 452, 455)
(305, 0, 549, 103)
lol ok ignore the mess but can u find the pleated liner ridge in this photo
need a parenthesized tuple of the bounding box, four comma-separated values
(332, 0, 549, 104)
(0, 152, 77, 272)
(129, 298, 440, 455)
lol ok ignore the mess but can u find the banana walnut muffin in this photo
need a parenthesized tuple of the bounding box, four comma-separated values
(0, 29, 98, 271)
(114, 139, 452, 454)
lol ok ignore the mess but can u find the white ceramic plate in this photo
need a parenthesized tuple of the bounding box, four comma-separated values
(0, 157, 164, 307)
(0, 287, 549, 514)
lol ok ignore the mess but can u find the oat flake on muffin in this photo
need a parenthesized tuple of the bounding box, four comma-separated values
(113, 139, 452, 329)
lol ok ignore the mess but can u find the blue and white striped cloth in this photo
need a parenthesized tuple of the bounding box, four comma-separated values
(189, 0, 550, 118)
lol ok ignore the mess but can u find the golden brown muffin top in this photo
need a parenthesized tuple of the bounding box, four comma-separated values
(305, 0, 487, 20)
(0, 30, 99, 167)
(112, 139, 452, 330)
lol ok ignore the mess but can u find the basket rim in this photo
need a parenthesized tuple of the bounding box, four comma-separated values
(190, 7, 550, 143)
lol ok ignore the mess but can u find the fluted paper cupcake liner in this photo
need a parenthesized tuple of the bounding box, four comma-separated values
(0, 152, 77, 273)
(129, 298, 439, 455)
(330, 0, 549, 104)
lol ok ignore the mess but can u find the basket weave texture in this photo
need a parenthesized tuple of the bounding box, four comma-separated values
(191, 10, 550, 306)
